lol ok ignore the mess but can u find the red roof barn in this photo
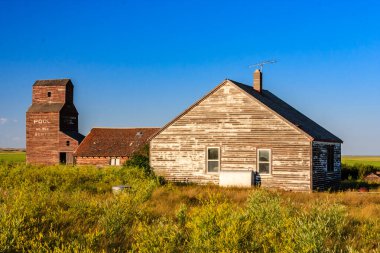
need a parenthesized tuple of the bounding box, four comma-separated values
(74, 128, 159, 166)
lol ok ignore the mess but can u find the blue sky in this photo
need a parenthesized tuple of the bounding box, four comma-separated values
(0, 0, 379, 155)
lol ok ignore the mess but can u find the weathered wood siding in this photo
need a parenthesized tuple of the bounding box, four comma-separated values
(151, 81, 312, 191)
(26, 111, 81, 165)
(26, 112, 60, 165)
(75, 157, 128, 166)
(312, 141, 341, 190)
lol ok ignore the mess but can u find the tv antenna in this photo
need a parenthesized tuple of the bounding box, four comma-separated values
(249, 60, 278, 71)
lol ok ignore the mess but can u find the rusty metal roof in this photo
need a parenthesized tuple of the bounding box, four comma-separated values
(74, 128, 160, 157)
(33, 79, 72, 86)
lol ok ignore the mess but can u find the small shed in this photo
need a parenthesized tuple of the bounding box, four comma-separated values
(74, 128, 159, 166)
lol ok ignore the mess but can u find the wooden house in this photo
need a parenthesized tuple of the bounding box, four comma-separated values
(26, 79, 85, 165)
(150, 70, 343, 191)
(74, 128, 159, 166)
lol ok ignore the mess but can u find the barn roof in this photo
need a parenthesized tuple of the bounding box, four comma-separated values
(33, 79, 72, 86)
(152, 79, 342, 143)
(74, 128, 160, 157)
(230, 80, 343, 143)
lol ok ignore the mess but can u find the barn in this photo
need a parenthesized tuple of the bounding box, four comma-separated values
(150, 70, 343, 191)
(74, 128, 159, 166)
(26, 79, 85, 165)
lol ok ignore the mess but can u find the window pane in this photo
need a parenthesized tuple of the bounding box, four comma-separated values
(208, 148, 219, 160)
(259, 150, 270, 162)
(327, 146, 334, 172)
(208, 161, 219, 172)
(259, 163, 270, 174)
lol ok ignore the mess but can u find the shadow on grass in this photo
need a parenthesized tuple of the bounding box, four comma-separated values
(338, 180, 380, 191)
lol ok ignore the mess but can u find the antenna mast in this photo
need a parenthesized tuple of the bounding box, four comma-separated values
(249, 60, 278, 71)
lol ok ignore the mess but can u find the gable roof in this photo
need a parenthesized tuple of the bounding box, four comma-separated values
(230, 80, 343, 143)
(74, 128, 160, 157)
(61, 131, 85, 143)
(152, 79, 342, 143)
(33, 79, 72, 86)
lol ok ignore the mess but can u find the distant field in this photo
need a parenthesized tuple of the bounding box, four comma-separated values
(0, 152, 379, 167)
(342, 156, 380, 167)
(0, 152, 26, 162)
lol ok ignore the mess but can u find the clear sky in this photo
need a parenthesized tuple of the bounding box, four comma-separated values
(0, 0, 379, 155)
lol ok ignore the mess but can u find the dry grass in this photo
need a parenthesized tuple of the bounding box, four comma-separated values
(145, 184, 380, 221)
(144, 184, 253, 217)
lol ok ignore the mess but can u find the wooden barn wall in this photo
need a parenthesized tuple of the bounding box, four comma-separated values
(150, 82, 312, 191)
(32, 86, 67, 104)
(312, 142, 341, 191)
(75, 157, 128, 166)
(58, 132, 81, 165)
(26, 112, 61, 164)
(26, 114, 80, 165)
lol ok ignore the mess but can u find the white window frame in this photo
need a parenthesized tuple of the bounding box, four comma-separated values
(206, 147, 220, 173)
(110, 157, 120, 166)
(257, 149, 271, 175)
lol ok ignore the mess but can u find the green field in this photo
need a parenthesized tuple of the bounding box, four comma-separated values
(342, 156, 380, 167)
(0, 152, 26, 162)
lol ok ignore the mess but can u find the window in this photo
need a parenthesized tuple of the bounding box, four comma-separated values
(207, 147, 220, 173)
(110, 158, 120, 166)
(257, 149, 271, 174)
(66, 141, 70, 146)
(327, 145, 334, 172)
(47, 92, 51, 97)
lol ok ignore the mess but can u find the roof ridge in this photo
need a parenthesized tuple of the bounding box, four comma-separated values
(35, 78, 71, 81)
(91, 127, 161, 129)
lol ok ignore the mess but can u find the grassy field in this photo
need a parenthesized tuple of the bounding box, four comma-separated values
(0, 162, 379, 252)
(0, 151, 26, 162)
(342, 156, 380, 167)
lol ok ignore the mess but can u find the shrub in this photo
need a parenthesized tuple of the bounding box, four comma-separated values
(124, 144, 152, 175)
(341, 163, 378, 180)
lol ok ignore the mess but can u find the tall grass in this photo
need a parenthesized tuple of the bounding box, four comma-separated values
(0, 162, 379, 252)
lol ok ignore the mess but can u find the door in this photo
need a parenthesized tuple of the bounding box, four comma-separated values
(59, 152, 66, 164)
(66, 153, 74, 165)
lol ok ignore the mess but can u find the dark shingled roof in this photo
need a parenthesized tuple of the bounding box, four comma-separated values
(62, 131, 85, 143)
(27, 103, 65, 113)
(229, 80, 343, 143)
(74, 128, 160, 157)
(33, 79, 72, 86)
